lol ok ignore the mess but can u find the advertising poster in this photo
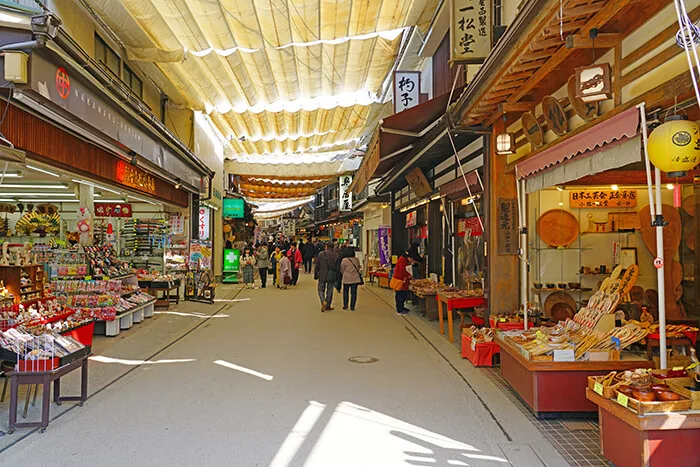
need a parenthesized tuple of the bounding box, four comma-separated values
(190, 240, 212, 270)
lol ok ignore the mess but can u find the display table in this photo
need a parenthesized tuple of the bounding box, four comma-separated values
(146, 282, 180, 309)
(371, 271, 389, 288)
(6, 352, 90, 433)
(586, 389, 700, 467)
(461, 334, 499, 367)
(489, 318, 534, 331)
(644, 333, 695, 359)
(436, 294, 485, 342)
(495, 334, 653, 416)
(411, 292, 438, 320)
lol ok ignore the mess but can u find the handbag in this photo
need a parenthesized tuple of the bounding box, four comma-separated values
(390, 277, 404, 291)
(349, 258, 364, 285)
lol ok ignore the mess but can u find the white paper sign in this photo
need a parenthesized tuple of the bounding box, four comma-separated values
(393, 71, 421, 113)
(339, 175, 353, 211)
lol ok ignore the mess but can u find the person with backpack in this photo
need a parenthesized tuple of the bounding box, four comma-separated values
(339, 246, 363, 311)
(314, 241, 339, 312)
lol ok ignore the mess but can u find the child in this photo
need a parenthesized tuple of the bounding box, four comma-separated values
(279, 251, 292, 290)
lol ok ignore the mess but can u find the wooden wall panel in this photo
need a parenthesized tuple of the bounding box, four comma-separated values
(433, 33, 466, 98)
(1, 105, 188, 207)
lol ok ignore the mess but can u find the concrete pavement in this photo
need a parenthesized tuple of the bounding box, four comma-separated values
(0, 272, 570, 466)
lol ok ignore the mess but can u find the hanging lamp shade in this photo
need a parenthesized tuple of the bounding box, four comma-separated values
(648, 115, 700, 177)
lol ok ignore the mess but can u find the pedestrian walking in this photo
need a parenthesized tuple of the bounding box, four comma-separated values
(339, 246, 363, 311)
(302, 239, 314, 274)
(255, 244, 271, 288)
(271, 246, 283, 287)
(287, 242, 303, 285)
(390, 251, 414, 315)
(241, 247, 256, 289)
(315, 241, 339, 312)
(279, 251, 292, 289)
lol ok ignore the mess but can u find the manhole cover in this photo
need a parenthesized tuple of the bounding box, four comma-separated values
(348, 356, 379, 364)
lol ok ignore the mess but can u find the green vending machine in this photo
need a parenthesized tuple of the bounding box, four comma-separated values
(222, 248, 240, 283)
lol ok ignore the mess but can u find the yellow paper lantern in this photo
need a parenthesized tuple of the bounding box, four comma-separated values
(648, 115, 700, 176)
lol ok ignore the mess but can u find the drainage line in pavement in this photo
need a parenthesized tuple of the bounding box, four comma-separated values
(368, 287, 513, 442)
(0, 287, 245, 453)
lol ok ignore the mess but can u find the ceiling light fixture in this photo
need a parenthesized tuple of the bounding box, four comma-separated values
(127, 195, 158, 206)
(27, 165, 59, 177)
(666, 183, 675, 190)
(610, 184, 620, 191)
(0, 192, 75, 196)
(16, 199, 78, 203)
(0, 172, 23, 178)
(0, 183, 67, 189)
(72, 179, 121, 194)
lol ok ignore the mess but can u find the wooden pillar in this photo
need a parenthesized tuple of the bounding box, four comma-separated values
(484, 122, 519, 322)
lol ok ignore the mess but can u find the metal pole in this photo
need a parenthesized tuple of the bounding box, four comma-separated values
(451, 202, 457, 287)
(516, 178, 529, 330)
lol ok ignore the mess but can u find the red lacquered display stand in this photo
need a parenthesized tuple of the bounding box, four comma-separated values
(586, 389, 700, 467)
(461, 334, 499, 367)
(61, 321, 95, 347)
(495, 333, 653, 416)
(489, 318, 534, 331)
(436, 293, 485, 343)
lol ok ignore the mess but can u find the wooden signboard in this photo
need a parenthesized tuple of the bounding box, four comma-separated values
(567, 76, 598, 121)
(542, 96, 568, 136)
(405, 167, 432, 198)
(497, 198, 518, 255)
(521, 112, 544, 147)
(570, 190, 637, 208)
(450, 0, 492, 64)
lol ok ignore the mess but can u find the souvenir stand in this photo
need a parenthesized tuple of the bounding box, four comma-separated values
(185, 240, 215, 304)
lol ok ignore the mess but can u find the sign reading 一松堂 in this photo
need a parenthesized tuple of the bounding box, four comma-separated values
(450, 0, 492, 64)
(393, 71, 421, 113)
(339, 175, 353, 211)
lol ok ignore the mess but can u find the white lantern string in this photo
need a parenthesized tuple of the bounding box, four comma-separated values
(673, 0, 700, 108)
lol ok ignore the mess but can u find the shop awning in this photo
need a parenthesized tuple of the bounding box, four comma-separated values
(439, 170, 483, 201)
(515, 107, 641, 193)
(351, 86, 464, 194)
(375, 118, 479, 194)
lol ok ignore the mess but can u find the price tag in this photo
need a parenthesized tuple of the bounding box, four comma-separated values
(688, 362, 700, 370)
(103, 276, 110, 281)
(673, 366, 684, 371)
(617, 393, 629, 407)
(535, 331, 546, 340)
(594, 382, 604, 395)
(500, 318, 507, 322)
(471, 339, 477, 351)
(85, 275, 92, 281)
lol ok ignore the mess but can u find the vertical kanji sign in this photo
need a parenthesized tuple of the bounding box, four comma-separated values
(339, 175, 353, 211)
(451, 0, 492, 64)
(393, 71, 421, 113)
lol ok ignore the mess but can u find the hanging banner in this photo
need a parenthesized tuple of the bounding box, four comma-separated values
(457, 217, 483, 237)
(189, 240, 212, 269)
(378, 225, 391, 266)
(406, 211, 417, 228)
(450, 0, 492, 63)
(393, 71, 421, 113)
(339, 175, 353, 211)
(282, 219, 295, 237)
(94, 203, 132, 218)
(198, 207, 210, 240)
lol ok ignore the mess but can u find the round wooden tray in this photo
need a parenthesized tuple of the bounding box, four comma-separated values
(536, 209, 579, 247)
(544, 291, 577, 321)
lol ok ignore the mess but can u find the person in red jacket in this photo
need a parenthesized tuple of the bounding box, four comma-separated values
(287, 242, 303, 285)
(393, 251, 414, 315)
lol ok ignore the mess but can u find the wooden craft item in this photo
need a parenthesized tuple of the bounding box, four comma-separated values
(542, 96, 568, 136)
(618, 264, 639, 297)
(683, 224, 695, 251)
(638, 204, 681, 256)
(567, 75, 598, 121)
(536, 209, 579, 247)
(521, 112, 544, 147)
(629, 285, 644, 303)
(682, 196, 694, 217)
(608, 212, 641, 231)
(544, 291, 577, 321)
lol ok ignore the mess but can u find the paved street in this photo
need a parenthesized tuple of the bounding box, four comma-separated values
(0, 276, 568, 466)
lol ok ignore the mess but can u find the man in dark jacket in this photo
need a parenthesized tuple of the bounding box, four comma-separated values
(301, 239, 314, 274)
(315, 242, 339, 312)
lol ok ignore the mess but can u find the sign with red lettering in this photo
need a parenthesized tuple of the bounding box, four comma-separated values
(457, 217, 483, 237)
(570, 190, 637, 208)
(116, 160, 156, 194)
(56, 67, 71, 99)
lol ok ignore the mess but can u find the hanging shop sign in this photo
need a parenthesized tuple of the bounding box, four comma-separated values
(282, 219, 296, 237)
(450, 0, 492, 64)
(116, 160, 156, 194)
(575, 63, 612, 103)
(457, 217, 483, 237)
(567, 76, 598, 122)
(198, 206, 210, 240)
(378, 225, 391, 266)
(339, 175, 353, 211)
(542, 96, 568, 137)
(570, 190, 637, 209)
(223, 198, 244, 218)
(189, 240, 212, 270)
(393, 71, 421, 113)
(406, 211, 417, 228)
(405, 167, 432, 198)
(93, 202, 132, 218)
(30, 53, 205, 191)
(521, 112, 544, 148)
(170, 213, 184, 235)
(223, 248, 240, 272)
(497, 198, 517, 255)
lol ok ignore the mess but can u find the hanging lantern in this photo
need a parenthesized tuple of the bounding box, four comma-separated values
(495, 133, 515, 155)
(648, 115, 700, 177)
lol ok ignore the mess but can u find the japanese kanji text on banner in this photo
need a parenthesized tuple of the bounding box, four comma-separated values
(339, 175, 353, 211)
(393, 71, 421, 113)
(450, 0, 492, 63)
